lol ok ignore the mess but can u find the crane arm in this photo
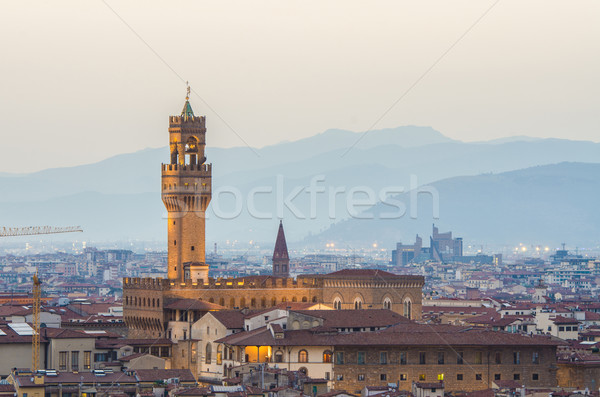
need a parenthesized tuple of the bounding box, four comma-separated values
(0, 226, 83, 237)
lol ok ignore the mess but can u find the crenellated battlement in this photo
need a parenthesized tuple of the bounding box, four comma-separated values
(162, 163, 212, 174)
(169, 115, 206, 126)
(123, 276, 324, 291)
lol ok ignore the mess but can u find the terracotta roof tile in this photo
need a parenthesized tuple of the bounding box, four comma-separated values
(164, 299, 227, 311)
(210, 311, 245, 329)
(291, 309, 410, 328)
(217, 323, 564, 347)
(134, 369, 195, 382)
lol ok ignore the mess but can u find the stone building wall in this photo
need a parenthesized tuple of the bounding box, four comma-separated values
(556, 362, 600, 389)
(332, 345, 557, 393)
(123, 274, 425, 339)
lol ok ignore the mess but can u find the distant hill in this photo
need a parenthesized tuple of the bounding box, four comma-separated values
(0, 125, 599, 246)
(308, 162, 600, 248)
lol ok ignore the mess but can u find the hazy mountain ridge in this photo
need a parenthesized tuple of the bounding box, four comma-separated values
(1, 125, 599, 245)
(309, 162, 600, 247)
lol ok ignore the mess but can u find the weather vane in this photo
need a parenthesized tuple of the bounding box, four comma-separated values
(185, 81, 190, 101)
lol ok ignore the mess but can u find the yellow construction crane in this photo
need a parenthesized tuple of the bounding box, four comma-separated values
(0, 225, 83, 372)
(0, 226, 83, 237)
(32, 271, 41, 372)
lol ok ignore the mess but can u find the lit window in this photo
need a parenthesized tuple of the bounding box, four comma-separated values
(298, 350, 308, 363)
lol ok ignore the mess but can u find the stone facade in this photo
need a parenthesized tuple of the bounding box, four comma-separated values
(123, 94, 426, 378)
(556, 360, 600, 389)
(123, 271, 424, 339)
(162, 94, 211, 283)
(332, 345, 557, 393)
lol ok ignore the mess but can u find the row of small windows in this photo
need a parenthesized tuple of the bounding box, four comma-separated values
(152, 295, 318, 311)
(126, 296, 160, 308)
(206, 296, 318, 308)
(351, 373, 539, 382)
(333, 350, 539, 365)
(332, 297, 411, 317)
(163, 183, 207, 191)
(268, 349, 334, 364)
(558, 326, 577, 332)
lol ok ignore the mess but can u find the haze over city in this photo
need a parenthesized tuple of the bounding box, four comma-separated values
(3, 2, 600, 395)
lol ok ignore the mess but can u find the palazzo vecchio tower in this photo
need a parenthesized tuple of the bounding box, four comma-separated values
(161, 86, 212, 282)
(123, 89, 424, 341)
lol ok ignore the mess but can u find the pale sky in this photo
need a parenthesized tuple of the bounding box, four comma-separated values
(0, 1, 598, 173)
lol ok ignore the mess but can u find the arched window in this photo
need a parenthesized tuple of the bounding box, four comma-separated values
(261, 298, 267, 308)
(185, 136, 199, 165)
(383, 297, 392, 310)
(157, 299, 160, 307)
(403, 299, 412, 319)
(281, 297, 287, 303)
(205, 343, 212, 364)
(323, 350, 333, 363)
(251, 298, 256, 307)
(240, 298, 246, 308)
(302, 297, 308, 302)
(292, 297, 297, 302)
(274, 350, 284, 363)
(230, 297, 235, 308)
(333, 298, 342, 310)
(217, 344, 223, 365)
(271, 298, 277, 306)
(219, 298, 225, 306)
(152, 298, 155, 307)
(312, 296, 318, 303)
(354, 298, 363, 310)
(298, 350, 309, 363)
(209, 298, 214, 303)
(125, 296, 129, 305)
(298, 367, 308, 376)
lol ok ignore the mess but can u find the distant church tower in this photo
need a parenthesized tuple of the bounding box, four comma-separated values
(162, 86, 212, 282)
(272, 221, 290, 277)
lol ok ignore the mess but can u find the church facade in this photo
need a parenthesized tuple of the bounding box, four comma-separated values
(123, 93, 425, 340)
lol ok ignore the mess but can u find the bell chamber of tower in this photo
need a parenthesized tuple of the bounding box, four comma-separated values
(161, 91, 212, 282)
